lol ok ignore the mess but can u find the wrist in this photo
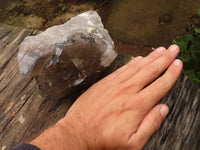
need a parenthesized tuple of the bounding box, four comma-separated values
(31, 119, 87, 150)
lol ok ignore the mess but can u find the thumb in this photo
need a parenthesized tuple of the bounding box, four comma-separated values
(129, 104, 169, 148)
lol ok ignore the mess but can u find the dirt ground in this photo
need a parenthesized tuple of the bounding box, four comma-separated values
(0, 0, 152, 56)
(0, 0, 110, 30)
(105, 0, 200, 47)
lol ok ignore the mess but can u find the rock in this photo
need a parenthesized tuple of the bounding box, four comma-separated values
(18, 11, 117, 99)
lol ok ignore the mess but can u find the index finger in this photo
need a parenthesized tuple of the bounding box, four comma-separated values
(138, 59, 183, 110)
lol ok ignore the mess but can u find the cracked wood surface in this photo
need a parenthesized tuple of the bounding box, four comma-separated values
(0, 24, 200, 150)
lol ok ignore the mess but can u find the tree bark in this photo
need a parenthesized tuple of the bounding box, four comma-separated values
(0, 24, 199, 150)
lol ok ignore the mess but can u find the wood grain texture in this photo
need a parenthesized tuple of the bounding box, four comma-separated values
(0, 24, 199, 150)
(144, 73, 200, 150)
(0, 24, 74, 150)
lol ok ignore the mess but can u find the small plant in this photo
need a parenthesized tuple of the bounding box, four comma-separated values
(58, 3, 67, 12)
(173, 9, 200, 87)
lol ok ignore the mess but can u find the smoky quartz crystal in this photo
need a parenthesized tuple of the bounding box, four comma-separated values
(18, 11, 117, 98)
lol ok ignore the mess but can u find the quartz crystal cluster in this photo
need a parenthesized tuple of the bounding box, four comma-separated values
(18, 11, 117, 98)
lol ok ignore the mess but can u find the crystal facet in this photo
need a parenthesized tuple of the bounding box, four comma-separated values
(18, 11, 117, 98)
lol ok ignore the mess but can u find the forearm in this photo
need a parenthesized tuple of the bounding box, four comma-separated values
(31, 119, 86, 150)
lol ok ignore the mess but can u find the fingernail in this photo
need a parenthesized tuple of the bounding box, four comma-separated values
(160, 105, 169, 118)
(168, 45, 179, 52)
(173, 59, 182, 67)
(155, 47, 165, 53)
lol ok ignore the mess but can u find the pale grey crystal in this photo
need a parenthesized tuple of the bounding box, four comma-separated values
(18, 11, 117, 98)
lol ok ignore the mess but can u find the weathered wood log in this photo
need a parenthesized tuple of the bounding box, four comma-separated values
(0, 23, 200, 150)
(144, 74, 200, 150)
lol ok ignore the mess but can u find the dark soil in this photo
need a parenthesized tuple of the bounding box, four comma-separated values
(0, 0, 111, 30)
(0, 0, 152, 56)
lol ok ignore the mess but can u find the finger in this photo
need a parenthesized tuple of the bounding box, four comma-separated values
(138, 59, 183, 110)
(128, 104, 169, 148)
(124, 45, 180, 92)
(110, 47, 166, 84)
(101, 56, 143, 83)
(90, 56, 143, 93)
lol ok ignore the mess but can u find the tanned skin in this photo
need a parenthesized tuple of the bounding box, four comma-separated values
(31, 45, 182, 150)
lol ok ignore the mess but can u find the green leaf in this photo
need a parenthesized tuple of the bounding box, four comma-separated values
(172, 9, 200, 87)
(59, 3, 63, 7)
(185, 70, 197, 80)
(191, 37, 200, 50)
(185, 34, 193, 51)
(185, 34, 193, 42)
(198, 9, 200, 16)
(191, 50, 200, 60)
(194, 26, 200, 34)
(193, 78, 200, 87)
(191, 51, 199, 64)
(62, 6, 66, 11)
(172, 37, 187, 51)
(181, 52, 191, 61)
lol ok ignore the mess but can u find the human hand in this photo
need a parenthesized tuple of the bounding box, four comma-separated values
(31, 45, 183, 150)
